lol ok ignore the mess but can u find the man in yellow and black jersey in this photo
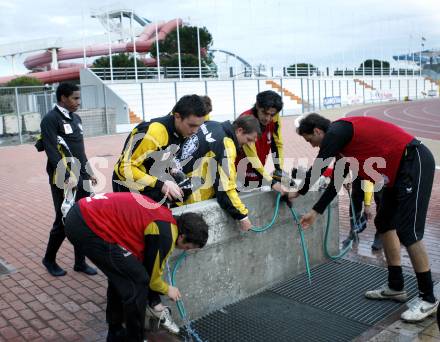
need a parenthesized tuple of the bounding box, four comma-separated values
(112, 94, 206, 203)
(65, 192, 209, 340)
(174, 116, 261, 231)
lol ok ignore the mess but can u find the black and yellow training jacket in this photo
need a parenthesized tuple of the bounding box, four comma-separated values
(113, 115, 184, 194)
(175, 121, 248, 220)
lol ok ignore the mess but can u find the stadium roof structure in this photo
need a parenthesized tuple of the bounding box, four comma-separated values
(393, 49, 440, 65)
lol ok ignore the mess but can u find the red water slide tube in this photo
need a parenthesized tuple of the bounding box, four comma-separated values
(0, 19, 181, 84)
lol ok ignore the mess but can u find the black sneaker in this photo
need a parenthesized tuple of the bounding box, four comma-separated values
(106, 325, 126, 342)
(42, 258, 67, 277)
(74, 263, 98, 276)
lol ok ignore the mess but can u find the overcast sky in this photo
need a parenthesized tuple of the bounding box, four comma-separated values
(0, 0, 439, 77)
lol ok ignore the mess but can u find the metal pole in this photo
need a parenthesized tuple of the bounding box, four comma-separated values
(43, 90, 48, 114)
(81, 7, 87, 68)
(103, 84, 110, 134)
(415, 79, 418, 99)
(106, 10, 113, 82)
(174, 81, 178, 103)
(300, 78, 304, 113)
(155, 23, 161, 81)
(140, 83, 145, 121)
(232, 79, 236, 119)
(362, 81, 365, 104)
(398, 79, 401, 101)
(177, 19, 182, 80)
(312, 79, 315, 111)
(197, 26, 202, 80)
(420, 37, 423, 77)
(306, 78, 310, 112)
(131, 11, 138, 82)
(204, 80, 208, 95)
(318, 79, 321, 110)
(14, 88, 23, 144)
(280, 78, 284, 116)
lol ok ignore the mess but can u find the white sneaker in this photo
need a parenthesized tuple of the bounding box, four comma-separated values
(147, 306, 180, 334)
(401, 298, 439, 323)
(365, 284, 408, 302)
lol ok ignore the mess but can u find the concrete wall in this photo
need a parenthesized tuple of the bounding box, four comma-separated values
(166, 190, 339, 322)
(80, 69, 129, 125)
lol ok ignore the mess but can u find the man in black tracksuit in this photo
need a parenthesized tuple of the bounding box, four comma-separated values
(39, 83, 97, 277)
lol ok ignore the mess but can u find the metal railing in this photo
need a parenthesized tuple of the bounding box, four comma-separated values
(90, 65, 426, 81)
(90, 66, 218, 80)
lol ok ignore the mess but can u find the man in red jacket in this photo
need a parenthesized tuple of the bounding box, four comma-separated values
(65, 192, 208, 341)
(236, 90, 286, 193)
(292, 113, 438, 323)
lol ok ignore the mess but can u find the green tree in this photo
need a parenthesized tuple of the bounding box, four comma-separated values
(92, 53, 145, 68)
(5, 76, 43, 87)
(151, 26, 213, 58)
(150, 26, 216, 75)
(286, 63, 317, 76)
(358, 59, 390, 75)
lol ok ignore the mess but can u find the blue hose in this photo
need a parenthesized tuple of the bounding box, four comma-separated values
(251, 192, 311, 283)
(169, 190, 358, 340)
(168, 252, 206, 342)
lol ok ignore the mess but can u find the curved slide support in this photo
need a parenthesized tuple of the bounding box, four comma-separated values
(0, 18, 181, 84)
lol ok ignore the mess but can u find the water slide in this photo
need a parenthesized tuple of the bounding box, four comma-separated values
(0, 19, 181, 84)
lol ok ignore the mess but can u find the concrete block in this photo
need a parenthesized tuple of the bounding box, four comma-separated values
(167, 190, 339, 322)
(3, 114, 21, 135)
(22, 112, 41, 133)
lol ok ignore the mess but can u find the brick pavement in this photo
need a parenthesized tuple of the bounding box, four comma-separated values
(0, 105, 439, 341)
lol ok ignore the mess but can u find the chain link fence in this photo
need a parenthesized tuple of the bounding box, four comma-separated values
(0, 85, 116, 147)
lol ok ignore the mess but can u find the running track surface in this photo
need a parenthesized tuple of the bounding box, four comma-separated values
(345, 99, 440, 141)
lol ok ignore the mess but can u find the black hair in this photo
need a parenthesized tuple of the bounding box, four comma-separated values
(172, 94, 206, 119)
(175, 212, 209, 248)
(233, 115, 261, 135)
(56, 83, 80, 102)
(256, 90, 283, 112)
(200, 95, 212, 114)
(297, 113, 331, 135)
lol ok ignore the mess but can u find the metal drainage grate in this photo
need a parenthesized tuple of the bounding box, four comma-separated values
(270, 259, 418, 325)
(186, 260, 418, 342)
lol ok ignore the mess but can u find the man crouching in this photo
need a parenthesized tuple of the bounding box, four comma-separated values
(65, 192, 208, 342)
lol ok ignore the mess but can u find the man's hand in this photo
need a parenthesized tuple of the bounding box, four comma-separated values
(300, 209, 318, 229)
(271, 182, 292, 196)
(64, 176, 78, 189)
(161, 180, 184, 202)
(364, 204, 373, 220)
(239, 217, 252, 232)
(90, 175, 98, 186)
(287, 191, 300, 201)
(167, 285, 182, 301)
